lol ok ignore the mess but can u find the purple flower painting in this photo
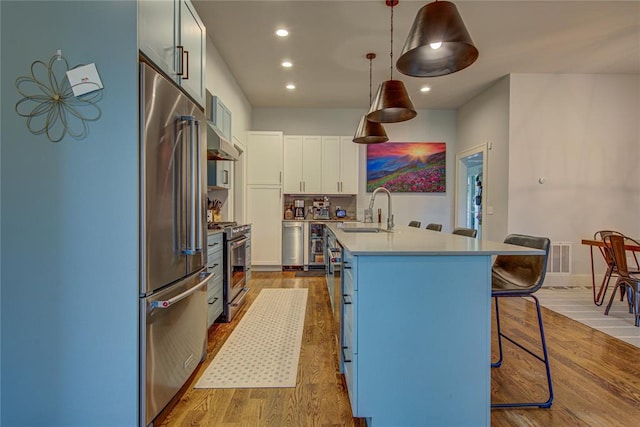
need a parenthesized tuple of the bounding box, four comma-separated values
(366, 142, 446, 192)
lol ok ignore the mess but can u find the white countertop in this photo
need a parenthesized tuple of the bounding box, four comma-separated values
(326, 223, 544, 256)
(282, 218, 358, 222)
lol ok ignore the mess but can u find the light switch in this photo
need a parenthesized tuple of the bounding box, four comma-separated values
(66, 63, 103, 97)
(487, 206, 494, 215)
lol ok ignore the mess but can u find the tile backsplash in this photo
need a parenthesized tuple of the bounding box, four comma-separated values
(283, 194, 357, 220)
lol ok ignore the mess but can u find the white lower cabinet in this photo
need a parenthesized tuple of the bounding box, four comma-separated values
(247, 185, 282, 266)
(206, 232, 224, 327)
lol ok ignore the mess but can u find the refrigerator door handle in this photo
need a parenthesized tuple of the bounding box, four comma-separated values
(181, 115, 199, 255)
(194, 119, 202, 251)
(150, 272, 212, 310)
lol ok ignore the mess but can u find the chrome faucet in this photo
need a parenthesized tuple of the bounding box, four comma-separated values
(368, 187, 394, 231)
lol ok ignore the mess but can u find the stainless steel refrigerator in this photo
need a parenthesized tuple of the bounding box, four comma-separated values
(139, 62, 211, 426)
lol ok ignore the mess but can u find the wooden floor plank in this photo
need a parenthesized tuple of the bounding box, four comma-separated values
(157, 272, 640, 427)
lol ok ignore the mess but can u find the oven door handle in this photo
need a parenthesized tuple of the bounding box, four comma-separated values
(230, 287, 250, 307)
(230, 237, 249, 248)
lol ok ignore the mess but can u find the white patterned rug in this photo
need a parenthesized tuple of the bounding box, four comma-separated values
(195, 288, 308, 388)
(537, 286, 640, 348)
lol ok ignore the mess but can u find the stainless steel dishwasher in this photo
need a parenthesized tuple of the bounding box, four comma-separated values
(282, 221, 304, 268)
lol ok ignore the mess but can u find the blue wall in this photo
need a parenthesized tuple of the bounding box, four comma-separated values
(1, 1, 139, 425)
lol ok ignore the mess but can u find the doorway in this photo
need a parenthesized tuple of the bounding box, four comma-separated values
(455, 144, 488, 239)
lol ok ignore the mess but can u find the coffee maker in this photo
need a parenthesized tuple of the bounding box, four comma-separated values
(313, 200, 330, 220)
(294, 200, 305, 219)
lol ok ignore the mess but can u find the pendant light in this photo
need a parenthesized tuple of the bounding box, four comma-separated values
(353, 53, 389, 144)
(367, 0, 417, 124)
(396, 0, 478, 77)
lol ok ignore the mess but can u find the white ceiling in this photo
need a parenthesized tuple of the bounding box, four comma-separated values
(192, 0, 640, 110)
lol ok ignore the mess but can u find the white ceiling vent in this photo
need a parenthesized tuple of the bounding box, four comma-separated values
(547, 242, 571, 275)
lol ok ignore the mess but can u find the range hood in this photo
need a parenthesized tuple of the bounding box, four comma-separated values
(206, 122, 239, 161)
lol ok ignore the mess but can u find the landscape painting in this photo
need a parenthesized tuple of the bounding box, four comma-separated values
(366, 142, 446, 192)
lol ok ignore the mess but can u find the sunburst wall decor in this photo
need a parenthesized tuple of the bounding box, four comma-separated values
(15, 54, 103, 143)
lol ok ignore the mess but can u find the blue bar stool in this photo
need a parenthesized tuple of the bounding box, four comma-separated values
(425, 223, 442, 231)
(452, 227, 477, 238)
(491, 234, 553, 409)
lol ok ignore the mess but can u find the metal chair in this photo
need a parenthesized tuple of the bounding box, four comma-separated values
(491, 234, 553, 409)
(425, 223, 442, 232)
(452, 227, 477, 238)
(604, 234, 640, 326)
(592, 230, 640, 306)
(408, 221, 421, 228)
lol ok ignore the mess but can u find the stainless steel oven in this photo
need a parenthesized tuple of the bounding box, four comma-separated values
(222, 223, 251, 322)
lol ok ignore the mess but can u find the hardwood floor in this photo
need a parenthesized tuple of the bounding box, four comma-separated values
(157, 272, 640, 427)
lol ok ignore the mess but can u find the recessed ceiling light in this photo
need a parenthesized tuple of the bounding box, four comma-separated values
(420, 86, 431, 93)
(281, 61, 293, 68)
(286, 84, 296, 90)
(275, 28, 289, 37)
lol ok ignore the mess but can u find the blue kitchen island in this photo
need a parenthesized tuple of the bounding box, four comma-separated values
(325, 223, 543, 427)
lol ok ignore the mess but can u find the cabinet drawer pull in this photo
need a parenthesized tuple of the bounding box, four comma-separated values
(183, 49, 189, 79)
(343, 295, 352, 305)
(176, 45, 185, 76)
(342, 347, 352, 363)
(208, 242, 219, 247)
(176, 46, 189, 79)
(208, 297, 219, 305)
(343, 263, 351, 269)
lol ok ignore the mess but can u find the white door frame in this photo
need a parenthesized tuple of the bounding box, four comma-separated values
(454, 143, 489, 238)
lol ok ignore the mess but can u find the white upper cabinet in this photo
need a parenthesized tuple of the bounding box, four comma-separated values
(139, 0, 206, 107)
(138, 0, 177, 77)
(339, 136, 360, 194)
(321, 136, 341, 193)
(178, 0, 206, 106)
(247, 131, 284, 185)
(284, 135, 322, 194)
(212, 96, 232, 140)
(321, 136, 360, 194)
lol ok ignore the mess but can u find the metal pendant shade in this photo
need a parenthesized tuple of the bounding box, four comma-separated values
(396, 1, 478, 77)
(353, 52, 389, 144)
(367, 80, 416, 123)
(353, 115, 388, 144)
(366, 0, 417, 124)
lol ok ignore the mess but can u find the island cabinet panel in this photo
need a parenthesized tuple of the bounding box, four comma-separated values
(341, 248, 358, 413)
(344, 253, 492, 426)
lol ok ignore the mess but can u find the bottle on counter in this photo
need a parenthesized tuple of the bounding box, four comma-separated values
(284, 205, 294, 220)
